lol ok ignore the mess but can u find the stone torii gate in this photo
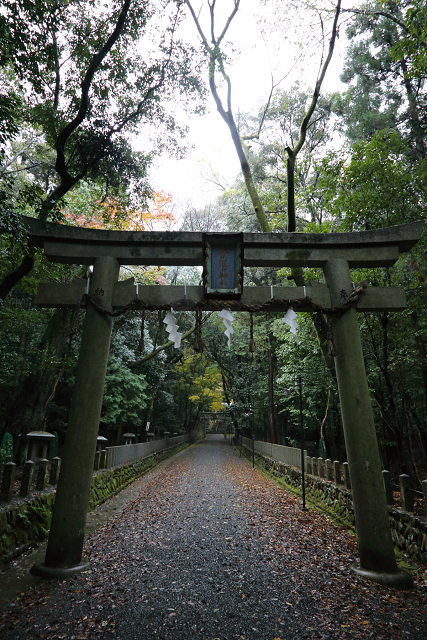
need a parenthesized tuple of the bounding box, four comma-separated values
(21, 216, 423, 588)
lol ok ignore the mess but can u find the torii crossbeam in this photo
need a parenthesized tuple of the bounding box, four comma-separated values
(22, 216, 423, 589)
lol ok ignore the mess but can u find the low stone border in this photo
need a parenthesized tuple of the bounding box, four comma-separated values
(0, 441, 190, 566)
(238, 442, 427, 567)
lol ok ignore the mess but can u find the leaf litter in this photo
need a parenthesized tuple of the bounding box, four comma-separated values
(0, 437, 426, 640)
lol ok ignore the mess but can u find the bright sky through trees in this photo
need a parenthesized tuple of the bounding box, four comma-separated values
(145, 0, 353, 213)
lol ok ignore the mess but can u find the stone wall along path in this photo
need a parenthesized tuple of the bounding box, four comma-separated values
(1, 436, 426, 640)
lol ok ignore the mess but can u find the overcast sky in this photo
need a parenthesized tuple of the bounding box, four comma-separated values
(143, 0, 353, 217)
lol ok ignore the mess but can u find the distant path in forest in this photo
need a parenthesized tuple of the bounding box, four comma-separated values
(1, 435, 426, 640)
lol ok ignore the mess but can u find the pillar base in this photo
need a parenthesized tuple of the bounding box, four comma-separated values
(30, 558, 90, 579)
(351, 564, 413, 590)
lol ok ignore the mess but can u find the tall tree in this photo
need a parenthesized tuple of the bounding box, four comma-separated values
(0, 0, 205, 302)
(336, 1, 426, 158)
(184, 0, 342, 429)
(313, 127, 427, 480)
(185, 0, 270, 232)
(284, 1, 341, 232)
(391, 0, 427, 80)
(185, 0, 341, 233)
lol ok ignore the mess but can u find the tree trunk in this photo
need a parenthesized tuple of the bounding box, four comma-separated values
(287, 153, 296, 232)
(399, 57, 426, 159)
(0, 254, 35, 305)
(227, 122, 270, 232)
(411, 311, 427, 399)
(6, 307, 78, 435)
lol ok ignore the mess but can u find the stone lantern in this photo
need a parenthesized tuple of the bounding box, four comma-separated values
(26, 431, 55, 471)
(123, 432, 135, 445)
(96, 436, 107, 452)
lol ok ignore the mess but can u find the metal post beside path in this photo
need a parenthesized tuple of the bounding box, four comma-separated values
(299, 375, 307, 511)
(252, 434, 255, 469)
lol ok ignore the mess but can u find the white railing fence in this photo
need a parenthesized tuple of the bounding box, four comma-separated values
(240, 437, 306, 470)
(105, 434, 188, 469)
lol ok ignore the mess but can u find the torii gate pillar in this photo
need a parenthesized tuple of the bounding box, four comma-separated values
(323, 259, 412, 589)
(32, 256, 120, 578)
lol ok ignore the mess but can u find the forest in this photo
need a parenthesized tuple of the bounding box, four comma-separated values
(0, 0, 426, 490)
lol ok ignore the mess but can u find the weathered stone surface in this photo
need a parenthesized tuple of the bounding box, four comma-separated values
(49, 457, 61, 486)
(22, 216, 423, 266)
(324, 257, 397, 574)
(333, 461, 342, 485)
(36, 459, 48, 491)
(400, 474, 414, 512)
(44, 256, 120, 571)
(0, 462, 16, 502)
(239, 443, 427, 566)
(1, 441, 189, 566)
(93, 451, 100, 471)
(382, 470, 394, 505)
(343, 462, 351, 490)
(19, 460, 34, 498)
(37, 280, 408, 313)
(312, 458, 319, 476)
(43, 241, 406, 287)
(100, 450, 107, 469)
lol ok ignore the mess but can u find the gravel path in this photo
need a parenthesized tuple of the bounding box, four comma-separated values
(0, 436, 426, 640)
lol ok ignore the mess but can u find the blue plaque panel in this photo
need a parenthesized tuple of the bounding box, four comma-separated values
(211, 246, 236, 290)
(203, 233, 243, 297)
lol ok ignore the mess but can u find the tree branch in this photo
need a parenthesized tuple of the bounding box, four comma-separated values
(52, 29, 60, 117)
(128, 312, 213, 368)
(0, 254, 35, 305)
(286, 0, 341, 232)
(112, 10, 179, 136)
(186, 0, 270, 232)
(294, 0, 341, 157)
(55, 0, 132, 183)
(339, 7, 409, 34)
(216, 0, 240, 46)
(0, 135, 43, 176)
(209, 0, 216, 44)
(186, 1, 212, 51)
(128, 324, 196, 368)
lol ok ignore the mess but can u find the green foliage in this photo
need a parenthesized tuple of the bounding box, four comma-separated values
(391, 2, 427, 80)
(100, 358, 148, 433)
(0, 0, 206, 251)
(273, 314, 334, 443)
(179, 353, 224, 412)
(230, 86, 336, 231)
(315, 129, 427, 231)
(26, 503, 51, 538)
(0, 304, 52, 427)
(336, 2, 426, 153)
(0, 432, 13, 477)
(1, 0, 427, 484)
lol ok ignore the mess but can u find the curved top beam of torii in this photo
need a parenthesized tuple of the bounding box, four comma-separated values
(21, 216, 423, 268)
